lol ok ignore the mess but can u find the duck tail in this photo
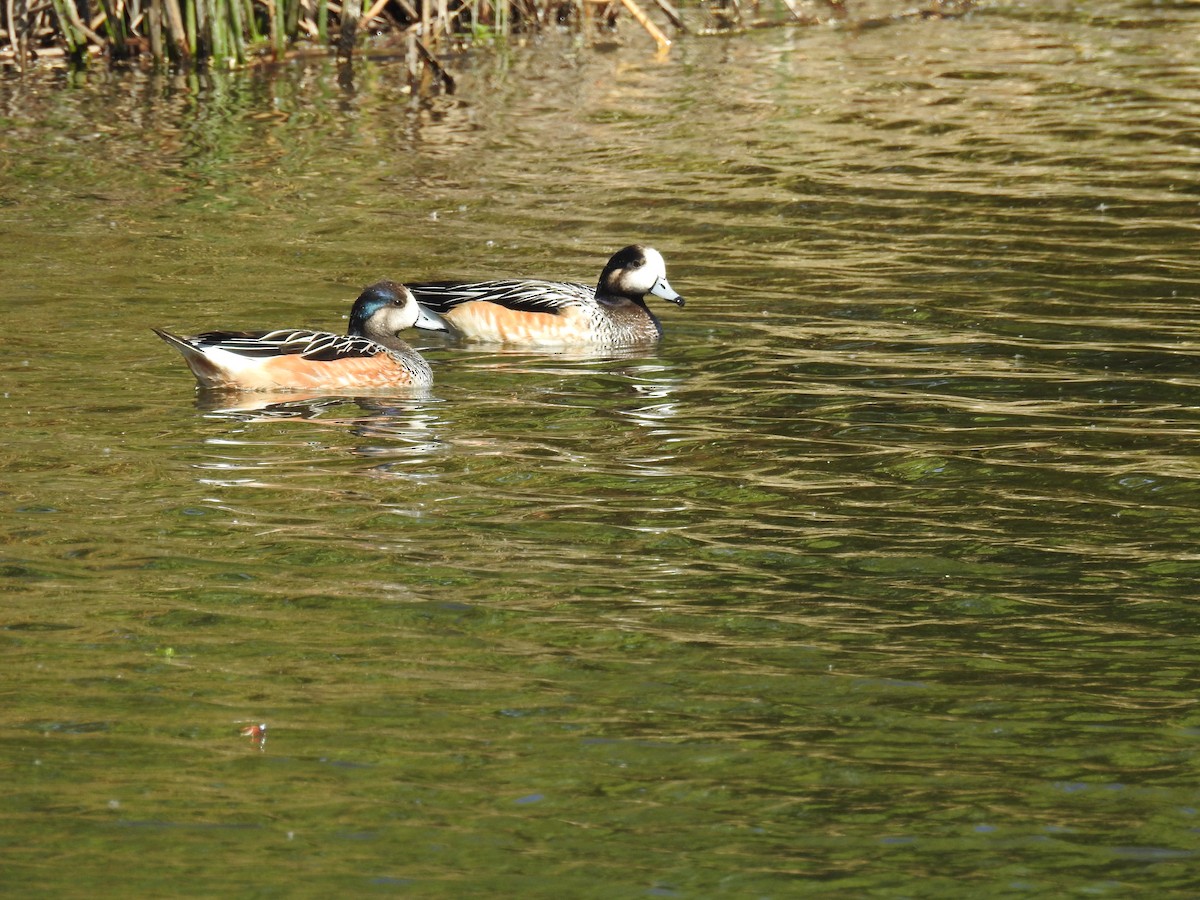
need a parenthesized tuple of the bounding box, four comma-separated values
(153, 328, 228, 388)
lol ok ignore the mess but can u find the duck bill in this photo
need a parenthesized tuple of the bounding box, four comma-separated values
(649, 276, 685, 307)
(414, 304, 450, 331)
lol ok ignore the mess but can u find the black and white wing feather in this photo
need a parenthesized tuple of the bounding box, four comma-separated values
(407, 280, 594, 316)
(189, 329, 385, 361)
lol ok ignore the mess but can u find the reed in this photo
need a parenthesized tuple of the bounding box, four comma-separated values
(0, 0, 975, 83)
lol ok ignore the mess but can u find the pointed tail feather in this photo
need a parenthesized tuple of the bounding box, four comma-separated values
(153, 328, 228, 388)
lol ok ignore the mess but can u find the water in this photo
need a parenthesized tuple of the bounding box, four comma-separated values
(3, 2, 1200, 894)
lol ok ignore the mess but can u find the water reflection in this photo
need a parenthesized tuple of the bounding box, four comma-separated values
(193, 392, 449, 483)
(195, 389, 437, 417)
(180, 347, 700, 540)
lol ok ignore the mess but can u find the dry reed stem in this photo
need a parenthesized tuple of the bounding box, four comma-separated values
(649, 0, 682, 30)
(617, 0, 667, 49)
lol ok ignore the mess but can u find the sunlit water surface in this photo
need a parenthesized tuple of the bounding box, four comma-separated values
(3, 2, 1200, 894)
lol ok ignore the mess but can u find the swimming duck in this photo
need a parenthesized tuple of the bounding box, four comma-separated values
(406, 245, 684, 347)
(154, 281, 447, 391)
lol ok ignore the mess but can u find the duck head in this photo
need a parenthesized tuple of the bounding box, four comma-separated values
(598, 245, 685, 307)
(350, 281, 448, 344)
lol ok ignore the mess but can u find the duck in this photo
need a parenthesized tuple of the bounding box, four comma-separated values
(405, 245, 684, 347)
(154, 281, 447, 392)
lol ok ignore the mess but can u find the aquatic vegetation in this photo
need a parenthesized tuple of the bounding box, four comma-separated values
(0, 0, 975, 78)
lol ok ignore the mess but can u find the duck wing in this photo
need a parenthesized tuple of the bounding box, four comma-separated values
(407, 280, 594, 316)
(187, 329, 385, 361)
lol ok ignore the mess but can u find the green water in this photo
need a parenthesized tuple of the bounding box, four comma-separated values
(3, 3, 1200, 895)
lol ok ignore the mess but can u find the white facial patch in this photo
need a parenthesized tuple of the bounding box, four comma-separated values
(621, 247, 667, 295)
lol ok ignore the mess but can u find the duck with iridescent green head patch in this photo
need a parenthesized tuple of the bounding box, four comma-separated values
(154, 281, 447, 392)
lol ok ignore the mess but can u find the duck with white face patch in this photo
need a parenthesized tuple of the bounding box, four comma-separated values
(405, 244, 685, 348)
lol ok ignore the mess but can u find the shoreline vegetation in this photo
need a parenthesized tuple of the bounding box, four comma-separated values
(0, 0, 976, 86)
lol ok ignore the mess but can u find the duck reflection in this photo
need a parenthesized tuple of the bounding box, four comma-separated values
(192, 389, 447, 477)
(186, 346, 687, 492)
(195, 388, 435, 418)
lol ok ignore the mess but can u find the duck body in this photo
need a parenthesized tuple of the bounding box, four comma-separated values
(155, 281, 446, 392)
(407, 245, 684, 348)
